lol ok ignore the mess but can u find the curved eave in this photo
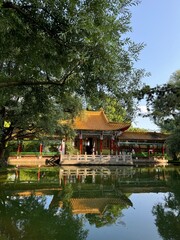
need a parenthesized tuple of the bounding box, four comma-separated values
(60, 110, 131, 132)
(74, 124, 131, 132)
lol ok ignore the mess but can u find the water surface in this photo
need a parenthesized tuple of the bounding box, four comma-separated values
(0, 165, 180, 240)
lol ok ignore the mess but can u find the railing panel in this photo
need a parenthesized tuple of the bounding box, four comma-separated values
(61, 154, 132, 163)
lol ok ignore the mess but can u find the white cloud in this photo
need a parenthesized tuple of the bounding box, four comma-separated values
(139, 105, 148, 114)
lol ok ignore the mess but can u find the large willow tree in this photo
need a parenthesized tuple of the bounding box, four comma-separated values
(0, 0, 145, 162)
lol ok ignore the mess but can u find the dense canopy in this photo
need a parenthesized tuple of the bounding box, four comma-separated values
(0, 0, 145, 162)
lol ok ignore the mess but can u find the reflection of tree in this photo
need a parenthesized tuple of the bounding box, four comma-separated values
(62, 183, 74, 204)
(86, 204, 125, 227)
(0, 189, 88, 240)
(152, 171, 180, 240)
(85, 193, 132, 228)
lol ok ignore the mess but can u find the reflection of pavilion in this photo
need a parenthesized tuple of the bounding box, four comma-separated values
(59, 166, 134, 185)
(51, 167, 134, 213)
(50, 184, 133, 215)
(7, 166, 169, 188)
(3, 165, 170, 198)
(66, 197, 132, 215)
(2, 165, 172, 216)
(5, 188, 133, 216)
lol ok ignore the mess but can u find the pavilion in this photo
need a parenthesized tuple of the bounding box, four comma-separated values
(68, 110, 167, 157)
(70, 109, 130, 155)
(9, 109, 168, 165)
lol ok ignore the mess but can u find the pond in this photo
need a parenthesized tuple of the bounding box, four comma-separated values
(0, 165, 180, 240)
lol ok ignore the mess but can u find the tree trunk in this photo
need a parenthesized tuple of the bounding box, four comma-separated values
(0, 139, 7, 166)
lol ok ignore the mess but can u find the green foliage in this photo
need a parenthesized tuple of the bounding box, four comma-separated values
(22, 141, 39, 152)
(87, 95, 133, 122)
(136, 70, 180, 160)
(65, 140, 77, 154)
(0, 0, 145, 161)
(128, 126, 148, 132)
(152, 179, 180, 240)
(136, 74, 180, 127)
(166, 125, 180, 161)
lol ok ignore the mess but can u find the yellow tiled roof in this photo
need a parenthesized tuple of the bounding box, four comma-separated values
(70, 197, 131, 214)
(119, 131, 168, 141)
(72, 110, 130, 131)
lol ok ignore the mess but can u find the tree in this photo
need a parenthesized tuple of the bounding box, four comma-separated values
(152, 171, 180, 240)
(86, 94, 133, 122)
(136, 70, 180, 160)
(0, 0, 145, 163)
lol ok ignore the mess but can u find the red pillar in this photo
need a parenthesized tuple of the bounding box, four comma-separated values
(77, 175, 81, 182)
(39, 143, 43, 156)
(162, 144, 165, 156)
(110, 136, 114, 154)
(17, 141, 22, 156)
(79, 132, 83, 154)
(38, 168, 41, 181)
(100, 133, 103, 154)
(113, 141, 116, 155)
(100, 139, 103, 154)
(15, 168, 19, 180)
(118, 143, 120, 155)
(63, 176, 66, 185)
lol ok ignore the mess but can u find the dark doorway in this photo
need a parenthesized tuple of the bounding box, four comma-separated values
(85, 137, 93, 154)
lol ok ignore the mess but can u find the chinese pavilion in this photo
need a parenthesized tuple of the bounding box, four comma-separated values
(70, 110, 130, 155)
(69, 110, 167, 157)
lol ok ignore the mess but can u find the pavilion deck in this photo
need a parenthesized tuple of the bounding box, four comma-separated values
(8, 153, 133, 166)
(8, 153, 168, 167)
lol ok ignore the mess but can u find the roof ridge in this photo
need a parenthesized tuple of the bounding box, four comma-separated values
(100, 109, 109, 124)
(72, 109, 131, 131)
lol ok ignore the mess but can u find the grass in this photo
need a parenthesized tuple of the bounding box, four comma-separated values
(9, 152, 58, 156)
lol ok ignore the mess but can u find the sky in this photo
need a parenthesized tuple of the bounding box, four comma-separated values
(129, 0, 180, 131)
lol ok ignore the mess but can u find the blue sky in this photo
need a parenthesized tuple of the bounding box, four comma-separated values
(129, 0, 180, 131)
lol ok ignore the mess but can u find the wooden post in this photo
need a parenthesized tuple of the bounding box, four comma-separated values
(39, 143, 43, 158)
(113, 140, 116, 155)
(162, 144, 165, 156)
(100, 139, 103, 154)
(85, 152, 87, 161)
(79, 132, 83, 154)
(153, 145, 155, 156)
(110, 136, 114, 155)
(118, 141, 120, 155)
(38, 168, 41, 181)
(100, 132, 103, 155)
(92, 140, 95, 155)
(17, 141, 22, 158)
(15, 166, 19, 180)
(63, 176, 66, 185)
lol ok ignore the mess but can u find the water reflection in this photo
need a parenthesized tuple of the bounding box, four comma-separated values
(0, 165, 180, 240)
(152, 169, 180, 240)
(0, 193, 87, 240)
